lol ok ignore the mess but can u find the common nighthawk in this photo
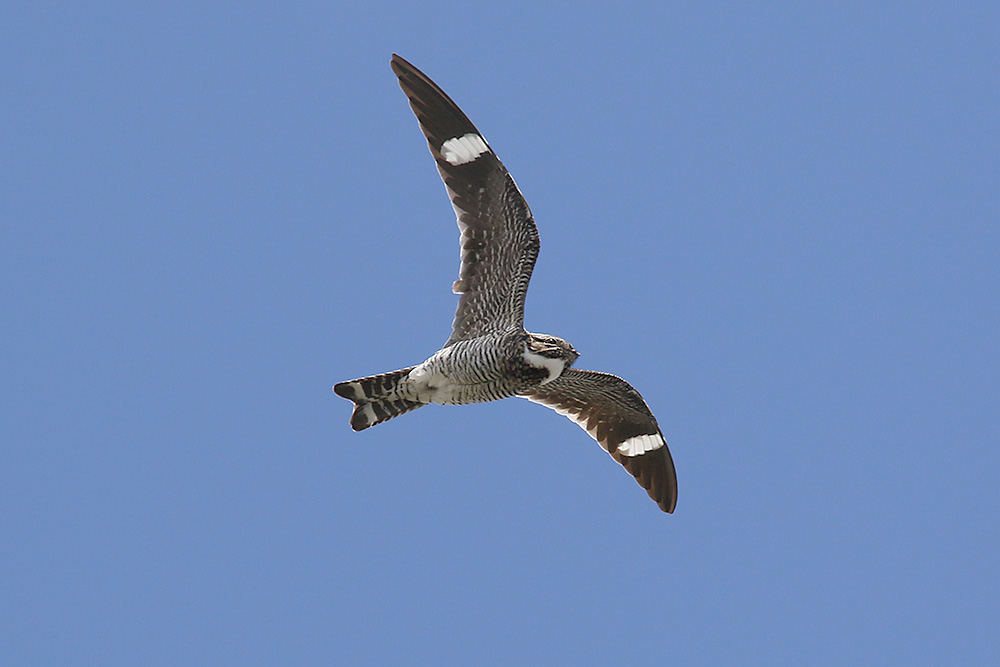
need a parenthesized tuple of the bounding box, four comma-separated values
(334, 55, 678, 513)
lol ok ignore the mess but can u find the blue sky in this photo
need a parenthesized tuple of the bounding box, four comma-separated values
(3, 2, 998, 664)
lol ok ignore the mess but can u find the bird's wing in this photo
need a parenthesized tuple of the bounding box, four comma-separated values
(391, 54, 540, 346)
(520, 368, 678, 513)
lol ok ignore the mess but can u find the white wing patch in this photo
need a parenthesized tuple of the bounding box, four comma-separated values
(616, 433, 665, 457)
(521, 396, 665, 457)
(441, 133, 489, 165)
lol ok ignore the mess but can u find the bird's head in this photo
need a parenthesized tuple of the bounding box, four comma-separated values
(526, 333, 580, 367)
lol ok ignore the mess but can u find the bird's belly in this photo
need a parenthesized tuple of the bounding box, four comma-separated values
(413, 375, 514, 406)
(405, 358, 513, 406)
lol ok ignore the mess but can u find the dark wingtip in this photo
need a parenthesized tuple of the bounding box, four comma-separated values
(390, 53, 413, 75)
(662, 494, 677, 514)
(661, 447, 679, 514)
(616, 445, 678, 514)
(651, 449, 678, 514)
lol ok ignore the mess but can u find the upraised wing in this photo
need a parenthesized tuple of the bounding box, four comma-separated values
(391, 54, 540, 346)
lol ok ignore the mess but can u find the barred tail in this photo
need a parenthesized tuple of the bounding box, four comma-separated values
(333, 366, 425, 431)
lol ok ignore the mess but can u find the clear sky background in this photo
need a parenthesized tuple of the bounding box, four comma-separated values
(3, 2, 998, 665)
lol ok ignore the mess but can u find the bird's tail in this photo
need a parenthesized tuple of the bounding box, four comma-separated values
(333, 366, 425, 431)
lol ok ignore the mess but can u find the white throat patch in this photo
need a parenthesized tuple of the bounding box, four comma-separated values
(522, 347, 565, 385)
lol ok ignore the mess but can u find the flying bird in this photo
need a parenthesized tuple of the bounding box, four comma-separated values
(334, 55, 678, 513)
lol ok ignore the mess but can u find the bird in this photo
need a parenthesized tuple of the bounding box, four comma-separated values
(333, 54, 678, 513)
